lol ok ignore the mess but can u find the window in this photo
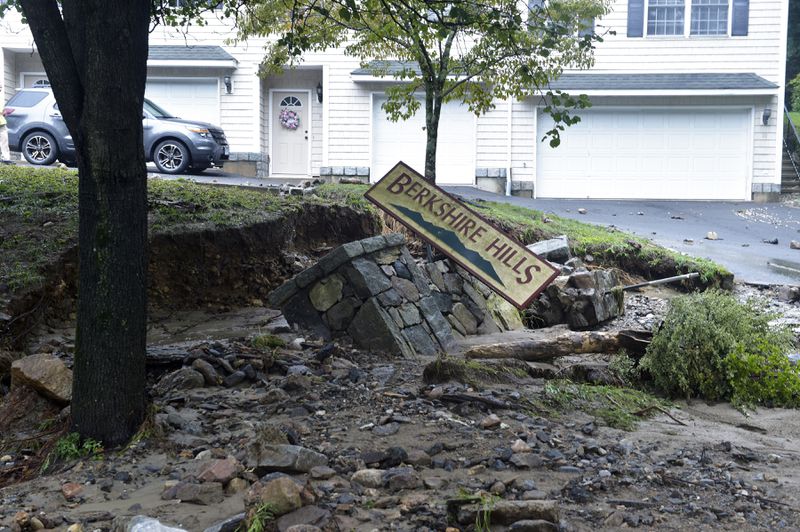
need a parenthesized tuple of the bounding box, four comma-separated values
(280, 96, 302, 108)
(647, 0, 685, 36)
(31, 79, 50, 88)
(691, 0, 728, 35)
(6, 91, 48, 108)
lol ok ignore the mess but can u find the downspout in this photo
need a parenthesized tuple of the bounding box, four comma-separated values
(506, 99, 512, 196)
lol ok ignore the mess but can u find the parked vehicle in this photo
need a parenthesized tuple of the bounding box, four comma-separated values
(2, 88, 229, 173)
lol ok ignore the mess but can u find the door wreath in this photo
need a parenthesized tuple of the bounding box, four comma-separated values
(279, 108, 300, 130)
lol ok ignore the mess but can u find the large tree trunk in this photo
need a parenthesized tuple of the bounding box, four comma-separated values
(424, 87, 442, 182)
(21, 0, 151, 445)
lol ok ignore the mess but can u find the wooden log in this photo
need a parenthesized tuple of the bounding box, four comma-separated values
(463, 329, 651, 361)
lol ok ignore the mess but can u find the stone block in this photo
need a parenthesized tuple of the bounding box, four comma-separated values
(527, 235, 571, 264)
(402, 325, 440, 356)
(393, 259, 412, 280)
(319, 241, 365, 274)
(400, 248, 430, 296)
(344, 166, 357, 176)
(418, 296, 456, 351)
(331, 166, 344, 176)
(345, 258, 392, 297)
(391, 276, 420, 302)
(486, 294, 524, 331)
(319, 166, 332, 176)
(361, 235, 388, 254)
(385, 233, 405, 247)
(425, 263, 446, 292)
(373, 247, 402, 265)
(283, 291, 331, 340)
(348, 298, 412, 357)
(377, 288, 403, 307)
(451, 302, 478, 335)
(295, 263, 323, 289)
(475, 167, 489, 177)
(398, 303, 421, 326)
(325, 297, 360, 330)
(309, 274, 344, 312)
(488, 167, 501, 178)
(357, 167, 370, 177)
(268, 279, 298, 307)
(511, 180, 536, 191)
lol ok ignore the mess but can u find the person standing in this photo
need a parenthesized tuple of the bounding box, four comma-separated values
(0, 107, 12, 164)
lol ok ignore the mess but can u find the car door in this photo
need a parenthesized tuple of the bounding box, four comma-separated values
(49, 103, 73, 152)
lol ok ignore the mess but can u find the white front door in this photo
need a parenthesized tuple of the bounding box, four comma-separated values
(536, 107, 751, 200)
(272, 91, 310, 175)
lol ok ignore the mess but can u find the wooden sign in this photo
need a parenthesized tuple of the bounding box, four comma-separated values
(364, 162, 559, 309)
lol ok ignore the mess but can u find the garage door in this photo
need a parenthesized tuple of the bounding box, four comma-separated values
(536, 108, 751, 200)
(372, 95, 475, 185)
(145, 79, 220, 126)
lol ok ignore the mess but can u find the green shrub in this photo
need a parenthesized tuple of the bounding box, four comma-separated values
(790, 72, 800, 112)
(640, 290, 796, 406)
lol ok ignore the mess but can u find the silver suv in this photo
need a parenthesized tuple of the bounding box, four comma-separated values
(3, 88, 229, 174)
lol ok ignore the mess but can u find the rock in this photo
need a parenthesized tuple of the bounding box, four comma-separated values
(508, 519, 559, 532)
(345, 258, 392, 297)
(351, 469, 384, 488)
(246, 476, 304, 517)
(577, 208, 587, 214)
(486, 294, 524, 331)
(458, 500, 560, 526)
(223, 370, 247, 387)
(791, 240, 800, 250)
(451, 302, 478, 335)
(127, 517, 187, 532)
(526, 235, 571, 264)
(480, 414, 501, 429)
(11, 353, 73, 404)
(247, 444, 328, 475)
(276, 506, 331, 532)
(226, 478, 250, 495)
(398, 303, 421, 326)
(192, 359, 221, 386)
(348, 298, 411, 357)
(66, 525, 84, 532)
(372, 422, 400, 436)
(391, 277, 420, 302)
(405, 450, 432, 467)
(763, 238, 779, 245)
(197, 457, 241, 485)
(528, 269, 623, 329)
(175, 482, 225, 505)
(309, 274, 344, 312)
(155, 367, 205, 395)
(382, 466, 421, 491)
(511, 439, 532, 453)
(203, 513, 246, 532)
(706, 231, 719, 240)
(61, 482, 83, 500)
(325, 297, 359, 330)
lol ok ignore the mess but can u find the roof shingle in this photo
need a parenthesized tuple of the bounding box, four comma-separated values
(148, 45, 236, 63)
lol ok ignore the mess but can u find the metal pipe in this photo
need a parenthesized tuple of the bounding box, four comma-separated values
(605, 272, 700, 293)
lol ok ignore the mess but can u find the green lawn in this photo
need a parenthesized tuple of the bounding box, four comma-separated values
(789, 111, 800, 128)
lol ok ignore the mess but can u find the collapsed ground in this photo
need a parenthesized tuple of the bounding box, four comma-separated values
(2, 168, 797, 531)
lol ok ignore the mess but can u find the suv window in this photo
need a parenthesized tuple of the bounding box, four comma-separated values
(143, 99, 175, 119)
(7, 91, 48, 108)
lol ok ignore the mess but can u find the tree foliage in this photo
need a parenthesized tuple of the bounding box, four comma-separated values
(238, 0, 611, 180)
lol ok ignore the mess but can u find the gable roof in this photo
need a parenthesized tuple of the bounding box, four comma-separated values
(351, 62, 778, 94)
(148, 45, 237, 67)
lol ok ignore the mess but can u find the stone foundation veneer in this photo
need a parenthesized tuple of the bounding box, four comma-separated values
(268, 233, 454, 357)
(320, 166, 370, 183)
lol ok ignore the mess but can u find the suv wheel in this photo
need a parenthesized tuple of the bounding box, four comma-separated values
(153, 139, 190, 174)
(22, 131, 58, 165)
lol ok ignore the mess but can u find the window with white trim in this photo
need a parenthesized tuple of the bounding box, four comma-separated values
(645, 0, 730, 36)
(647, 0, 684, 36)
(690, 0, 728, 35)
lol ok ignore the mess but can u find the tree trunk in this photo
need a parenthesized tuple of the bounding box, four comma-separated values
(424, 87, 443, 182)
(21, 0, 151, 445)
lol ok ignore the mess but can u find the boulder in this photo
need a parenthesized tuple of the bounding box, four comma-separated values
(197, 457, 242, 485)
(246, 444, 328, 475)
(526, 235, 571, 264)
(351, 469, 384, 488)
(174, 482, 225, 505)
(11, 354, 72, 405)
(154, 367, 205, 396)
(245, 476, 304, 518)
(527, 269, 623, 329)
(309, 274, 344, 312)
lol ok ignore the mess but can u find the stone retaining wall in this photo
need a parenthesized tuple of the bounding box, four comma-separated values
(268, 234, 454, 357)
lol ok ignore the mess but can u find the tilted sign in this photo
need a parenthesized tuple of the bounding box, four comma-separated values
(365, 162, 559, 309)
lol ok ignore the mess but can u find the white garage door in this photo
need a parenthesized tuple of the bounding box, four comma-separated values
(537, 108, 751, 200)
(372, 95, 475, 185)
(145, 79, 220, 126)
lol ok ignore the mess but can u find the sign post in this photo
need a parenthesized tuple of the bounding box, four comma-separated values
(365, 162, 559, 309)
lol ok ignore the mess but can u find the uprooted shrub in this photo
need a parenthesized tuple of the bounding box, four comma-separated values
(640, 290, 800, 408)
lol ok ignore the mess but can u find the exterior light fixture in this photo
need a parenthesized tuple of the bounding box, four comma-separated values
(316, 82, 323, 103)
(223, 75, 232, 94)
(762, 108, 772, 125)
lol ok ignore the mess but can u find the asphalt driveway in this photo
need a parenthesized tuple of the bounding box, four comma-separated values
(446, 187, 800, 286)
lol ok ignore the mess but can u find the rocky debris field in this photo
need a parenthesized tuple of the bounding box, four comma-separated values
(2, 282, 800, 532)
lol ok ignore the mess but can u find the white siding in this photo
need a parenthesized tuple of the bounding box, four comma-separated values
(2, 50, 15, 104)
(589, 0, 786, 84)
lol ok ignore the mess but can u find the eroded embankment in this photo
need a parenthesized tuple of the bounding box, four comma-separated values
(0, 203, 379, 350)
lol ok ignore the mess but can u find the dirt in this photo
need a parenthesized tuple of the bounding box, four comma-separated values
(2, 283, 800, 531)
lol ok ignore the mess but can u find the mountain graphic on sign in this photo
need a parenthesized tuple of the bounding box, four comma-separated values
(391, 203, 505, 287)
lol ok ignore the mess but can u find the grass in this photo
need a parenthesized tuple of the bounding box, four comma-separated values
(541, 379, 671, 430)
(789, 111, 800, 129)
(314, 184, 731, 287)
(41, 432, 103, 472)
(0, 167, 364, 295)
